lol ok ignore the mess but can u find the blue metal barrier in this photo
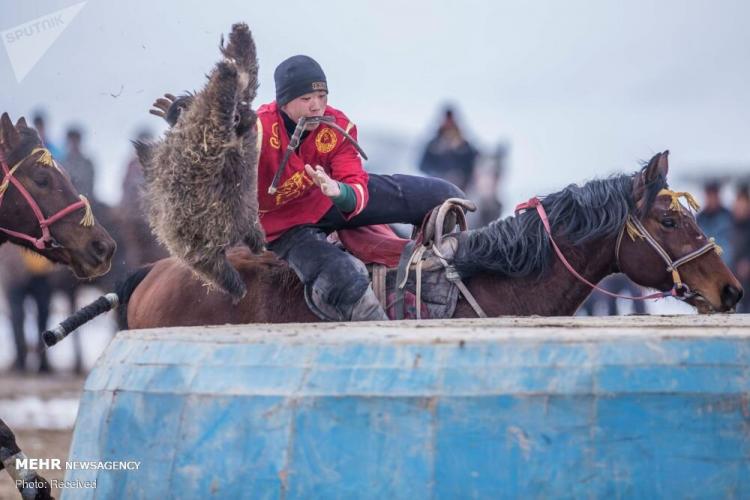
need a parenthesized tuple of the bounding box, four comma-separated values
(63, 316, 750, 499)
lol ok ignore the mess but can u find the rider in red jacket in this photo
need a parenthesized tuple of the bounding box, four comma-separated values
(161, 55, 465, 321)
(255, 100, 368, 242)
(261, 55, 464, 321)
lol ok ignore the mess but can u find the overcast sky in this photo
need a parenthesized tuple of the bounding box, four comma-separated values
(1, 0, 749, 207)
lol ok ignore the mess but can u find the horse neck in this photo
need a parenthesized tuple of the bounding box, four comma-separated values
(457, 233, 620, 317)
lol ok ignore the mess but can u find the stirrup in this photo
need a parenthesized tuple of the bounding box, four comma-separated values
(421, 198, 476, 247)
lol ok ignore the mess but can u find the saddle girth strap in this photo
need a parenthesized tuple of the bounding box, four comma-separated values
(432, 243, 488, 318)
(371, 264, 388, 311)
(394, 240, 417, 320)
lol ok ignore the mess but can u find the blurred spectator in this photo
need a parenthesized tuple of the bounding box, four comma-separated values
(419, 106, 478, 192)
(0, 246, 55, 373)
(473, 143, 508, 227)
(697, 181, 733, 267)
(32, 110, 62, 159)
(63, 125, 97, 202)
(122, 128, 152, 204)
(120, 128, 167, 268)
(732, 184, 750, 313)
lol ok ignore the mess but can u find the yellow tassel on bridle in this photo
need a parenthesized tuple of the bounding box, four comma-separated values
(0, 157, 26, 196)
(625, 219, 643, 241)
(658, 188, 701, 213)
(657, 189, 721, 256)
(0, 169, 14, 196)
(78, 195, 95, 227)
(625, 189, 703, 242)
(1, 148, 57, 197)
(711, 237, 723, 256)
(30, 147, 55, 168)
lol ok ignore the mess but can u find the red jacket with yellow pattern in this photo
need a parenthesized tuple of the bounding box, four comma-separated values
(255, 102, 369, 242)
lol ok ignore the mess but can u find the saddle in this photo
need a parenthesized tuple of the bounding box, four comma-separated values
(336, 198, 480, 320)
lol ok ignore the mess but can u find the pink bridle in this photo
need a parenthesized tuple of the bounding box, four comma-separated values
(515, 196, 719, 302)
(0, 147, 93, 250)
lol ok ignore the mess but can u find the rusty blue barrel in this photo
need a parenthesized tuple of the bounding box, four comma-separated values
(63, 316, 750, 499)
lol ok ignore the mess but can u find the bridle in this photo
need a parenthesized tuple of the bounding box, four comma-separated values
(0, 147, 94, 250)
(614, 190, 720, 299)
(515, 189, 721, 302)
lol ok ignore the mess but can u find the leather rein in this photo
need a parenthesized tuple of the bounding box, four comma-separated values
(515, 193, 720, 302)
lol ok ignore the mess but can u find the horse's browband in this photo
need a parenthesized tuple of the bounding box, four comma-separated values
(616, 189, 721, 294)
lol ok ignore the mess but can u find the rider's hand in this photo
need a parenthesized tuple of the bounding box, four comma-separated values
(305, 164, 341, 198)
(149, 93, 193, 127)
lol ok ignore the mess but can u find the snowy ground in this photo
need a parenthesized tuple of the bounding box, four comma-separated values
(0, 286, 113, 497)
(0, 371, 86, 499)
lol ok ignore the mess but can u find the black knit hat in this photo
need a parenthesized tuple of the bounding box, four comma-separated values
(274, 55, 328, 106)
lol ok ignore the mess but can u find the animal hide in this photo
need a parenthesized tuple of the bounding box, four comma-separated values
(135, 23, 264, 301)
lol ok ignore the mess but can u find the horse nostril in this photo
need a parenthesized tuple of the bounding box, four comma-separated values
(90, 240, 108, 258)
(721, 285, 743, 308)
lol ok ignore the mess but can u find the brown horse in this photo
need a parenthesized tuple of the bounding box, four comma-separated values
(0, 113, 115, 277)
(0, 112, 116, 497)
(47, 151, 742, 338)
(0, 112, 117, 370)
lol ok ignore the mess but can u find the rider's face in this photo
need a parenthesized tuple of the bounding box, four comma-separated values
(281, 91, 328, 130)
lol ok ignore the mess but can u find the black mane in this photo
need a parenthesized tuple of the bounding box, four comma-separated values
(453, 168, 667, 278)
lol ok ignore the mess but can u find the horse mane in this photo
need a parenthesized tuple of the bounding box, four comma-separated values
(453, 167, 668, 278)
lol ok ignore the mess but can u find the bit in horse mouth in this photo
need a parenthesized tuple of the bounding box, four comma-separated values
(690, 292, 720, 314)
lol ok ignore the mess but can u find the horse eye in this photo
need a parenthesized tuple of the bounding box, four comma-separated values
(33, 172, 50, 187)
(661, 218, 677, 228)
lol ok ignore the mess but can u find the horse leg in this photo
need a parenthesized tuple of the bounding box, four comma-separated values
(8, 285, 27, 372)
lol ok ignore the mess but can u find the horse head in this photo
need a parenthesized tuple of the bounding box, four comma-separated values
(618, 150, 743, 313)
(0, 112, 116, 278)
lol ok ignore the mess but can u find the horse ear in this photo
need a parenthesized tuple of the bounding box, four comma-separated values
(657, 150, 669, 177)
(15, 116, 28, 130)
(643, 150, 669, 184)
(0, 112, 20, 151)
(633, 150, 670, 214)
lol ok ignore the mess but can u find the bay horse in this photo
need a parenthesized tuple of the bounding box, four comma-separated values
(0, 112, 116, 497)
(0, 112, 115, 277)
(54, 150, 743, 334)
(0, 112, 116, 372)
